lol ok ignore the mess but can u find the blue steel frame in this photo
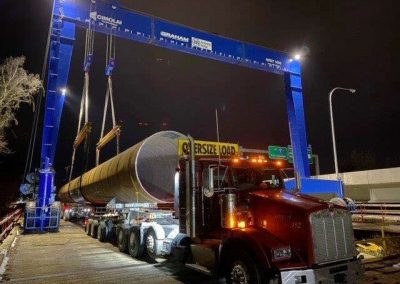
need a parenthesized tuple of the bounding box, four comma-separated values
(30, 1, 76, 231)
(36, 0, 343, 231)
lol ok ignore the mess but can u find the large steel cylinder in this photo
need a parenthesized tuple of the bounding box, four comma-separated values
(58, 131, 186, 205)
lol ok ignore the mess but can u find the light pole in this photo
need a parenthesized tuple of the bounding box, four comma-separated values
(329, 87, 356, 179)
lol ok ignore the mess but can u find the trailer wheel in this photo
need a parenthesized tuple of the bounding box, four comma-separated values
(98, 224, 107, 242)
(90, 222, 98, 238)
(145, 228, 158, 260)
(110, 226, 118, 245)
(117, 228, 128, 253)
(86, 219, 92, 236)
(128, 228, 144, 258)
(226, 250, 266, 284)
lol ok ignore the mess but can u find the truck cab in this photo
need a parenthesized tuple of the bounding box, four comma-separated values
(175, 155, 363, 283)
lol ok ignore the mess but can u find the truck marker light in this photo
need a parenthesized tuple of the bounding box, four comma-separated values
(251, 158, 257, 163)
(262, 220, 267, 228)
(229, 216, 236, 228)
(237, 221, 246, 228)
(233, 158, 240, 163)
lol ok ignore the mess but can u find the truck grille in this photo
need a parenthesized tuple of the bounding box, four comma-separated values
(310, 209, 356, 264)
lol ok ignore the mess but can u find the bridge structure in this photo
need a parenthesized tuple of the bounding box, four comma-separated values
(313, 167, 400, 234)
(316, 167, 400, 202)
(0, 221, 215, 283)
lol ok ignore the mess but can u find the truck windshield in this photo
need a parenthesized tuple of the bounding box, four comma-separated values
(231, 167, 283, 191)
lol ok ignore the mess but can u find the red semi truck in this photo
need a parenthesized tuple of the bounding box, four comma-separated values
(59, 131, 363, 283)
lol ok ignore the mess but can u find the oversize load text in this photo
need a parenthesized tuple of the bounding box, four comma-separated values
(178, 139, 238, 156)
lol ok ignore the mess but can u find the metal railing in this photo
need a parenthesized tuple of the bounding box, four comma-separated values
(351, 203, 400, 263)
(0, 208, 23, 242)
(351, 202, 400, 225)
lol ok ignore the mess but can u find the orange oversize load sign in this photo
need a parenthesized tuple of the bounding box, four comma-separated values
(178, 139, 239, 156)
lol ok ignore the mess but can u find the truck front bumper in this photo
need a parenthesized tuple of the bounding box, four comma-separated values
(280, 259, 363, 284)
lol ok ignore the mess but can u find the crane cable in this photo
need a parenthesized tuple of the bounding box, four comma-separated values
(68, 2, 95, 182)
(96, 28, 119, 165)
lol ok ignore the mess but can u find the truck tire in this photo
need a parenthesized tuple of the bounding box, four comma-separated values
(171, 234, 191, 262)
(226, 250, 266, 284)
(110, 226, 118, 245)
(86, 220, 92, 236)
(117, 228, 128, 253)
(63, 212, 69, 221)
(145, 228, 158, 260)
(98, 223, 107, 242)
(128, 228, 144, 258)
(91, 222, 98, 238)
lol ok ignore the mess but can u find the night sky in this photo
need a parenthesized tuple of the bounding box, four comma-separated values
(1, 0, 400, 196)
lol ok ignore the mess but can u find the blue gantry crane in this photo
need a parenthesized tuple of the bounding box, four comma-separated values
(26, 0, 343, 232)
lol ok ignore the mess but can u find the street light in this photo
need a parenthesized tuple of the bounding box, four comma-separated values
(329, 87, 356, 179)
(293, 53, 302, 61)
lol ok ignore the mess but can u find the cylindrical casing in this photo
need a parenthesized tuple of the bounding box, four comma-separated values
(219, 193, 237, 228)
(58, 131, 186, 205)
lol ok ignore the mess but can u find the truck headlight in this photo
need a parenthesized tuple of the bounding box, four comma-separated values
(272, 247, 291, 261)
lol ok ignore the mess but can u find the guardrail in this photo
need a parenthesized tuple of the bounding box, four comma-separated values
(351, 202, 400, 225)
(0, 208, 23, 242)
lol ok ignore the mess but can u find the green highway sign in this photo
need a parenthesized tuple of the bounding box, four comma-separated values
(288, 145, 313, 164)
(268, 145, 288, 159)
(268, 144, 313, 164)
(288, 146, 293, 163)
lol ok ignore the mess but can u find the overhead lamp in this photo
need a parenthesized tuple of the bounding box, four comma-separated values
(293, 53, 301, 61)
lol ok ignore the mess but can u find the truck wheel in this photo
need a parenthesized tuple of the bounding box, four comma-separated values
(86, 220, 92, 236)
(226, 251, 266, 284)
(91, 223, 98, 238)
(128, 228, 144, 258)
(110, 226, 118, 245)
(117, 229, 128, 253)
(145, 228, 158, 260)
(98, 224, 107, 242)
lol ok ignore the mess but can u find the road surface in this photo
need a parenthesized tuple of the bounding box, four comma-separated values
(2, 221, 221, 283)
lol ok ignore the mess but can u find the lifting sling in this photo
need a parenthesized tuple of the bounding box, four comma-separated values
(96, 29, 121, 165)
(68, 2, 95, 182)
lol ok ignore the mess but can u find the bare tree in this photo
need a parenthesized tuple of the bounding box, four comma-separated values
(0, 56, 42, 154)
